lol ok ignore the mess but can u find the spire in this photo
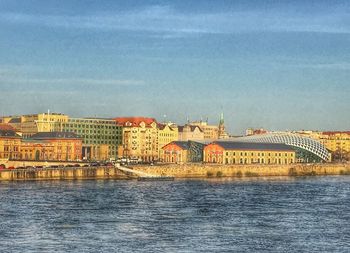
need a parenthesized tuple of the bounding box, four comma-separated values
(219, 112, 224, 125)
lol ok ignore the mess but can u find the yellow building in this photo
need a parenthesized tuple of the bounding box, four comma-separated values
(296, 130, 350, 161)
(0, 129, 22, 160)
(157, 123, 178, 160)
(114, 117, 159, 162)
(2, 113, 68, 138)
(21, 132, 82, 161)
(318, 132, 350, 161)
(204, 141, 296, 165)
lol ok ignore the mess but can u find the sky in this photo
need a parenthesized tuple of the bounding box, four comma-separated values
(0, 0, 349, 135)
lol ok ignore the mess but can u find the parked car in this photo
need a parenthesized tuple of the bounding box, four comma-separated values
(0, 164, 6, 170)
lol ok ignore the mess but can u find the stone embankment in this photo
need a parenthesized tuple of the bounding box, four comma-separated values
(132, 163, 350, 178)
(0, 163, 349, 181)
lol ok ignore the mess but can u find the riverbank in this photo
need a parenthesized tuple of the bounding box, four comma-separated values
(132, 163, 350, 178)
(0, 163, 349, 181)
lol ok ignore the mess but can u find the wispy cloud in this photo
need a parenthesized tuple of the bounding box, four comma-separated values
(1, 5, 349, 35)
(0, 77, 145, 86)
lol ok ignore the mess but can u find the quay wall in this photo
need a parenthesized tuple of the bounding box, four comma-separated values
(131, 163, 350, 178)
(0, 167, 131, 181)
(0, 163, 349, 181)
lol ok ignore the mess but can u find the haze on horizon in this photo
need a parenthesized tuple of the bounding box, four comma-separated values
(0, 0, 349, 135)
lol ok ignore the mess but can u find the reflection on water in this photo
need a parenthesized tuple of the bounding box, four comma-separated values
(0, 176, 349, 252)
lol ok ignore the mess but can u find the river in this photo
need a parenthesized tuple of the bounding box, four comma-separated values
(0, 176, 349, 252)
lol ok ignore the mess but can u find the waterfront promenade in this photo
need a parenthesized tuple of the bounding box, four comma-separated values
(0, 163, 349, 181)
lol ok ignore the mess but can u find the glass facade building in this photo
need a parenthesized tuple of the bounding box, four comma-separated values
(62, 118, 122, 161)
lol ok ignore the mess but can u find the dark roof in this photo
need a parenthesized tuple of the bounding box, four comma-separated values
(212, 141, 295, 152)
(173, 141, 190, 150)
(0, 130, 21, 138)
(30, 132, 81, 139)
(162, 141, 190, 150)
(9, 118, 21, 123)
(178, 125, 203, 133)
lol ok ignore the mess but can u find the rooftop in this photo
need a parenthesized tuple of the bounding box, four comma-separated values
(0, 129, 21, 138)
(114, 117, 157, 127)
(211, 141, 295, 152)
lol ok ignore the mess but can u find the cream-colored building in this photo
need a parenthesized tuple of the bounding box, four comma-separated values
(178, 125, 204, 141)
(2, 113, 68, 138)
(115, 117, 159, 162)
(190, 121, 219, 140)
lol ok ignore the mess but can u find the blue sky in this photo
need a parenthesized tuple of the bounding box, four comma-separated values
(0, 0, 349, 134)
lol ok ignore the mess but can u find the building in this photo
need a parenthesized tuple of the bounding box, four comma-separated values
(62, 118, 122, 161)
(178, 125, 204, 141)
(114, 117, 158, 162)
(0, 129, 82, 162)
(0, 129, 22, 160)
(22, 132, 82, 161)
(235, 133, 331, 163)
(162, 141, 205, 163)
(317, 131, 350, 161)
(204, 141, 296, 165)
(218, 113, 229, 139)
(157, 123, 178, 160)
(190, 120, 219, 140)
(245, 128, 268, 136)
(2, 113, 68, 138)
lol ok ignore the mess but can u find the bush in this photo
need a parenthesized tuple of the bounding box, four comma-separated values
(245, 171, 259, 177)
(288, 167, 298, 176)
(207, 171, 213, 177)
(216, 171, 223, 177)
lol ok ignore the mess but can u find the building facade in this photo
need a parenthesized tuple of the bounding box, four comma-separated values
(115, 117, 159, 162)
(190, 121, 219, 140)
(316, 131, 350, 161)
(178, 125, 204, 141)
(23, 132, 82, 161)
(0, 129, 22, 160)
(62, 118, 122, 161)
(2, 113, 68, 138)
(158, 123, 178, 160)
(204, 141, 296, 165)
(0, 130, 82, 162)
(162, 141, 205, 163)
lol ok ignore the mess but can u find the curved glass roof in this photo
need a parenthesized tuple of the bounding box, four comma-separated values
(231, 133, 330, 161)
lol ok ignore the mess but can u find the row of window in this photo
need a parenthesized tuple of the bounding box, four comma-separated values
(222, 152, 293, 157)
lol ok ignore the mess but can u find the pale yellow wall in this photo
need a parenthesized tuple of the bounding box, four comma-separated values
(120, 122, 159, 161)
(178, 125, 204, 141)
(204, 149, 295, 165)
(158, 125, 178, 159)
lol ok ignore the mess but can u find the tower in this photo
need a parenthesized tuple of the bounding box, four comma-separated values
(218, 112, 229, 139)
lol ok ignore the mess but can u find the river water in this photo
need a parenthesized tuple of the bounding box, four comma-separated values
(0, 176, 349, 253)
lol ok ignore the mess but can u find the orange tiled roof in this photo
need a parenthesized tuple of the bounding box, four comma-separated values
(114, 117, 157, 127)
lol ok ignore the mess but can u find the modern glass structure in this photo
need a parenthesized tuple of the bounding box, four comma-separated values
(231, 133, 330, 162)
(62, 118, 122, 160)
